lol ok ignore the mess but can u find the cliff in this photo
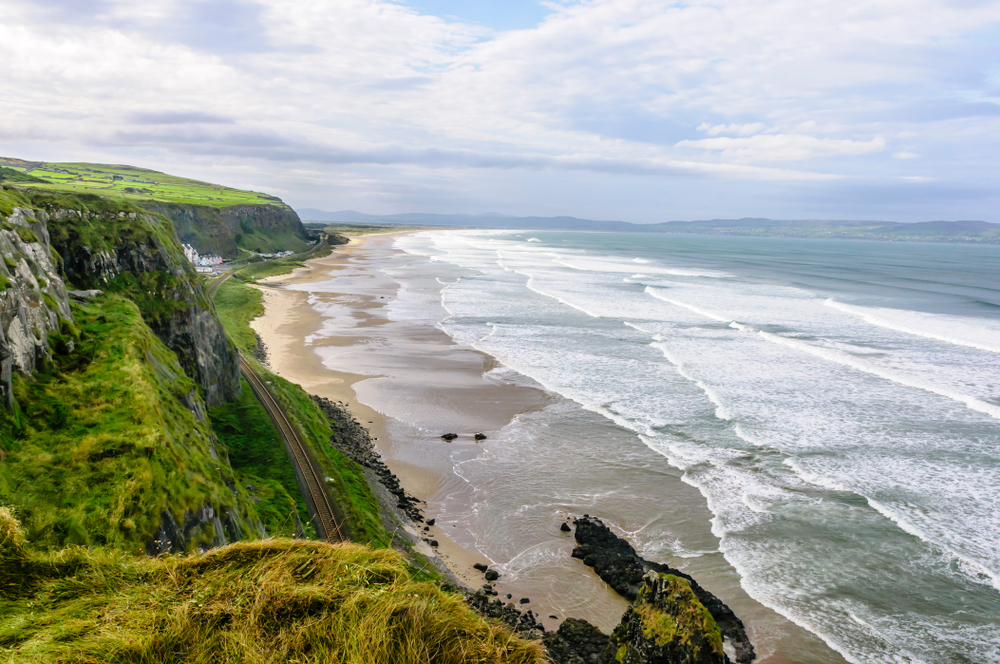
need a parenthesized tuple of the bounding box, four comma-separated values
(111, 201, 310, 258)
(0, 204, 72, 409)
(0, 186, 256, 553)
(34, 192, 240, 405)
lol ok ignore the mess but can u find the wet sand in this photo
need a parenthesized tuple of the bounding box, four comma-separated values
(249, 236, 555, 590)
(249, 234, 849, 663)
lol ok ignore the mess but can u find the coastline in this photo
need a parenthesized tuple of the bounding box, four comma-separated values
(247, 232, 849, 663)
(249, 235, 556, 593)
(247, 234, 629, 623)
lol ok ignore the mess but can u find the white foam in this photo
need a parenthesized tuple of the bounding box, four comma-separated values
(825, 299, 1000, 355)
(865, 497, 1000, 591)
(725, 320, 1000, 421)
(644, 287, 732, 323)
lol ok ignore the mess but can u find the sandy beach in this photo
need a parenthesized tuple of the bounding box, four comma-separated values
(248, 233, 849, 663)
(249, 235, 564, 592)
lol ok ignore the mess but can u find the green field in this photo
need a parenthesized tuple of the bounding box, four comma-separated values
(0, 158, 287, 209)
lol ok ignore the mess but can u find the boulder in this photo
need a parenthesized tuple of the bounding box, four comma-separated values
(543, 618, 609, 664)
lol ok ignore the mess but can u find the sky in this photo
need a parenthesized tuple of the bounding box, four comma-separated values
(2, 0, 1000, 222)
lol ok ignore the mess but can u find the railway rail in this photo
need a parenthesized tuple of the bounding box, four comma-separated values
(205, 239, 346, 543)
(240, 356, 346, 543)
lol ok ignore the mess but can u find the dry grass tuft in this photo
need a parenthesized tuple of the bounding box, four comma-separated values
(0, 509, 548, 664)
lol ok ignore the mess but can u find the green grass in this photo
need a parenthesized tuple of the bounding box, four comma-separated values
(0, 508, 547, 664)
(0, 160, 288, 209)
(209, 379, 315, 539)
(211, 275, 389, 547)
(0, 295, 257, 553)
(259, 368, 391, 547)
(212, 278, 264, 354)
(232, 241, 337, 282)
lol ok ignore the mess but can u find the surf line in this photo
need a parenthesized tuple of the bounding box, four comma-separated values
(644, 289, 1000, 421)
(824, 299, 1000, 355)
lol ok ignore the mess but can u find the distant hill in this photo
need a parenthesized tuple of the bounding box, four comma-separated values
(299, 209, 1000, 245)
(297, 209, 639, 233)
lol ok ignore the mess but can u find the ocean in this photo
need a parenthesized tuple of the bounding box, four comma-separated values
(379, 230, 1000, 664)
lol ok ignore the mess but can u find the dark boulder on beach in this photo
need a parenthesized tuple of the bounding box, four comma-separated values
(572, 516, 754, 664)
(485, 569, 500, 581)
(543, 618, 609, 664)
(473, 562, 489, 572)
(466, 590, 545, 640)
(310, 395, 425, 523)
(561, 522, 572, 532)
(426, 518, 436, 526)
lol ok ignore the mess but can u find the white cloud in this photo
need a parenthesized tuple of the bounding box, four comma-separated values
(697, 123, 768, 136)
(0, 0, 999, 220)
(677, 134, 887, 162)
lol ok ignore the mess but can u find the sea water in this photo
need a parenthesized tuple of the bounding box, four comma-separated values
(382, 230, 1000, 664)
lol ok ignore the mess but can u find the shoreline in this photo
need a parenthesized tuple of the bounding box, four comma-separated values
(247, 232, 849, 663)
(248, 234, 546, 592)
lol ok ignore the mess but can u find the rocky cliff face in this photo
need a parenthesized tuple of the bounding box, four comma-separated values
(143, 202, 309, 258)
(0, 193, 260, 553)
(0, 207, 72, 408)
(41, 203, 239, 406)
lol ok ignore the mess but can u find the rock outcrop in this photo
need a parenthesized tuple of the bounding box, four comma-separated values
(41, 201, 240, 406)
(606, 572, 726, 664)
(466, 590, 547, 640)
(0, 207, 72, 408)
(543, 618, 611, 664)
(572, 517, 754, 664)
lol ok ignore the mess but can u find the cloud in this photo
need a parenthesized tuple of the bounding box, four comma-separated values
(128, 111, 234, 125)
(697, 123, 767, 136)
(677, 134, 887, 162)
(1, 0, 1000, 220)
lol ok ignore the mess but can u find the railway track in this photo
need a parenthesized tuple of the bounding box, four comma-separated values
(205, 241, 346, 543)
(239, 357, 346, 543)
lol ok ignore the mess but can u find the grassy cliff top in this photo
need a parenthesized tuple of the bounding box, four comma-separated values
(0, 158, 287, 209)
(0, 510, 546, 664)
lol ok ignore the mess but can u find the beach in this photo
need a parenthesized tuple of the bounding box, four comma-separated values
(249, 233, 854, 662)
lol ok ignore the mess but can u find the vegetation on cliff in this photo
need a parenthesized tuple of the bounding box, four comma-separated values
(0, 508, 546, 664)
(208, 378, 315, 539)
(210, 274, 390, 547)
(0, 157, 312, 258)
(0, 160, 283, 208)
(0, 295, 257, 552)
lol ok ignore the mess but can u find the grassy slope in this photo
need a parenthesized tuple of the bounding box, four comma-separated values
(232, 239, 339, 282)
(0, 160, 284, 209)
(209, 379, 316, 539)
(210, 275, 390, 547)
(0, 295, 256, 552)
(0, 508, 546, 664)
